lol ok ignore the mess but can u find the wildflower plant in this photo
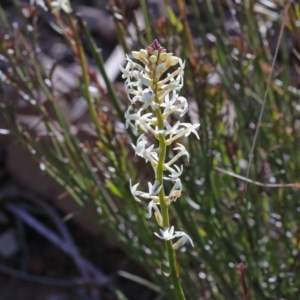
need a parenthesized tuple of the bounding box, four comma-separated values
(30, 0, 72, 14)
(120, 40, 200, 299)
(2, 0, 300, 299)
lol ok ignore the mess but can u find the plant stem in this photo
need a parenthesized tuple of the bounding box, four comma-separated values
(154, 88, 186, 300)
(140, 0, 152, 44)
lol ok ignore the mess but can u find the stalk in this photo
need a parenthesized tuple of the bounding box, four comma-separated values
(154, 94, 186, 300)
(121, 40, 199, 300)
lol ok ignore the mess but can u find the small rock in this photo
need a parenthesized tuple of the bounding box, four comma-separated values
(0, 228, 19, 258)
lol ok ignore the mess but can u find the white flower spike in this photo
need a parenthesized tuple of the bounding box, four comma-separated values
(51, 0, 72, 13)
(121, 40, 200, 250)
(30, 0, 72, 14)
(154, 226, 194, 248)
(30, 0, 48, 10)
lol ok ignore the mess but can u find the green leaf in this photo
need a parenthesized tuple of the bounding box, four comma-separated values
(106, 179, 122, 198)
(116, 290, 129, 300)
(166, 6, 183, 33)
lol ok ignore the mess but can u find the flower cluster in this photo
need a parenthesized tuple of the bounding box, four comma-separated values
(121, 40, 199, 250)
(30, 0, 72, 14)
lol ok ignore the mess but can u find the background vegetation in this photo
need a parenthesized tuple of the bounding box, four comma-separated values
(1, 0, 300, 299)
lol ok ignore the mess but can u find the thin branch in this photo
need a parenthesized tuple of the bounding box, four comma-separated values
(245, 0, 291, 190)
(215, 167, 300, 188)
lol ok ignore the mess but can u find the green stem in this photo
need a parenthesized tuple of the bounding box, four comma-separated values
(154, 89, 186, 300)
(140, 0, 152, 44)
(76, 15, 136, 142)
(67, 15, 103, 140)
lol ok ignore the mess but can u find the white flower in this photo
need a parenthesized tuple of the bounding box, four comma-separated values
(158, 120, 183, 137)
(166, 123, 200, 145)
(140, 90, 159, 110)
(157, 59, 185, 86)
(166, 178, 182, 202)
(129, 180, 143, 202)
(131, 135, 158, 163)
(174, 143, 189, 160)
(124, 106, 133, 129)
(164, 164, 183, 181)
(130, 179, 162, 202)
(30, 0, 72, 13)
(176, 96, 189, 117)
(154, 226, 176, 240)
(30, 0, 48, 10)
(141, 180, 162, 199)
(120, 56, 143, 80)
(125, 55, 150, 77)
(172, 234, 194, 250)
(170, 178, 182, 192)
(147, 200, 163, 226)
(161, 92, 188, 117)
(119, 63, 132, 80)
(130, 89, 159, 110)
(154, 226, 193, 249)
(51, 0, 72, 13)
(147, 200, 161, 219)
(131, 134, 152, 155)
(165, 143, 189, 167)
(125, 109, 157, 135)
(158, 74, 183, 101)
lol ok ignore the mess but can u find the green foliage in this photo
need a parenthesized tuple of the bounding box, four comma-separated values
(1, 1, 300, 299)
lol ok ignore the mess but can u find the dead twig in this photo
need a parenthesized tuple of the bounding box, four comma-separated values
(215, 167, 300, 188)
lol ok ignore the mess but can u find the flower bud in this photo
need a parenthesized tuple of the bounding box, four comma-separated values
(150, 55, 157, 63)
(140, 49, 148, 59)
(169, 56, 180, 66)
(131, 51, 140, 60)
(155, 212, 163, 227)
(156, 64, 165, 72)
(158, 52, 172, 63)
